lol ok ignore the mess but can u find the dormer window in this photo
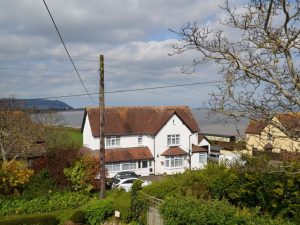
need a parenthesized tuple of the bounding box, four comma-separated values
(167, 134, 180, 146)
(138, 135, 143, 145)
(106, 136, 120, 147)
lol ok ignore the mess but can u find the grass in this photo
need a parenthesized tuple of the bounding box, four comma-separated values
(64, 127, 83, 147)
(46, 126, 83, 150)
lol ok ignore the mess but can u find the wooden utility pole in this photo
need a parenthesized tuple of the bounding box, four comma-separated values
(99, 54, 106, 199)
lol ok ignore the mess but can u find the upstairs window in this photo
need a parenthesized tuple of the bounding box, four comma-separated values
(167, 134, 180, 146)
(106, 136, 120, 147)
(138, 135, 143, 145)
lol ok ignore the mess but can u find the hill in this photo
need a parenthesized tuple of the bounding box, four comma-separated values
(0, 98, 73, 110)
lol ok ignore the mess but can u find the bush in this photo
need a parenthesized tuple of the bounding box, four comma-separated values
(84, 200, 114, 225)
(68, 210, 86, 223)
(0, 160, 34, 195)
(107, 189, 132, 223)
(143, 161, 300, 223)
(22, 169, 57, 199)
(0, 214, 58, 225)
(130, 180, 147, 223)
(64, 154, 99, 192)
(0, 191, 89, 216)
(160, 197, 294, 225)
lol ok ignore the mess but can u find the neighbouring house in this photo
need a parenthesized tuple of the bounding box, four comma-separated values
(81, 106, 210, 177)
(199, 133, 236, 143)
(198, 133, 239, 153)
(245, 113, 300, 153)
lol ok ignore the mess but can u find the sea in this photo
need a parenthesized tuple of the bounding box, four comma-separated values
(57, 109, 249, 137)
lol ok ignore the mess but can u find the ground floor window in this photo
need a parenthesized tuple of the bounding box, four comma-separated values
(122, 161, 137, 170)
(106, 161, 137, 172)
(199, 153, 207, 164)
(142, 160, 148, 168)
(105, 163, 121, 172)
(165, 156, 184, 168)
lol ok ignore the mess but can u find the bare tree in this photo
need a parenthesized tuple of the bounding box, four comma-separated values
(171, 0, 300, 139)
(0, 98, 46, 162)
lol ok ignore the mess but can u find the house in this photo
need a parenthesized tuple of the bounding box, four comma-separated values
(81, 106, 210, 177)
(245, 113, 300, 153)
(199, 133, 236, 143)
(198, 133, 238, 152)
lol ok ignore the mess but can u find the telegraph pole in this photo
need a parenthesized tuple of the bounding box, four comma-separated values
(99, 54, 106, 199)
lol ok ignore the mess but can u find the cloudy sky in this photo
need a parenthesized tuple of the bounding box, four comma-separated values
(0, 0, 245, 108)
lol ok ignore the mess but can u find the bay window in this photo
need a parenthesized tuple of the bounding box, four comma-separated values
(164, 156, 184, 168)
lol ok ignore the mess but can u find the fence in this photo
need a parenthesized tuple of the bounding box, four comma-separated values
(143, 194, 164, 225)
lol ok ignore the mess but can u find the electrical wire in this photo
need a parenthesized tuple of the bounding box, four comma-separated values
(0, 80, 221, 101)
(42, 0, 96, 103)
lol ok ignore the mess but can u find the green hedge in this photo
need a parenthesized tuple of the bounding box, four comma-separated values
(0, 214, 58, 225)
(0, 191, 89, 216)
(143, 162, 300, 223)
(84, 199, 114, 225)
(160, 197, 295, 225)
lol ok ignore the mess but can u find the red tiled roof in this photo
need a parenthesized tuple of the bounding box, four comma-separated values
(192, 144, 208, 153)
(245, 113, 300, 134)
(245, 120, 267, 134)
(198, 134, 205, 143)
(277, 113, 300, 131)
(91, 147, 153, 163)
(161, 146, 187, 156)
(83, 106, 200, 136)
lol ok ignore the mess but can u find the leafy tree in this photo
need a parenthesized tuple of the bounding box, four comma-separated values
(64, 154, 99, 192)
(172, 0, 300, 139)
(0, 160, 34, 195)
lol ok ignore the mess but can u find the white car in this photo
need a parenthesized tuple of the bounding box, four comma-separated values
(112, 178, 151, 192)
(219, 154, 246, 167)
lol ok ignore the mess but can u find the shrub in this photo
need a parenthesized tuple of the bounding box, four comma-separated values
(68, 210, 86, 223)
(226, 158, 300, 222)
(130, 180, 147, 223)
(0, 160, 34, 195)
(84, 200, 114, 225)
(107, 189, 131, 223)
(0, 191, 89, 216)
(22, 169, 57, 199)
(64, 154, 99, 192)
(0, 214, 58, 225)
(160, 197, 294, 225)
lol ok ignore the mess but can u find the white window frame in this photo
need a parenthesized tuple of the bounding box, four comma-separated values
(106, 136, 120, 147)
(164, 156, 184, 168)
(105, 163, 121, 172)
(199, 153, 207, 164)
(138, 135, 143, 145)
(122, 161, 137, 170)
(167, 134, 180, 146)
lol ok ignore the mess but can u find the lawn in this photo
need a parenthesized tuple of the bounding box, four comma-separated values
(46, 126, 83, 150)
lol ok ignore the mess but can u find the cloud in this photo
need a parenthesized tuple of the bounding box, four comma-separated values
(0, 0, 245, 108)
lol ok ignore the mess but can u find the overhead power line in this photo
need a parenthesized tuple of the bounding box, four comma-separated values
(42, 0, 95, 103)
(1, 81, 221, 101)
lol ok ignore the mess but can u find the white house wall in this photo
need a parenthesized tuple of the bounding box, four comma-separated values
(83, 114, 98, 150)
(154, 114, 198, 175)
(199, 138, 211, 153)
(83, 112, 207, 176)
